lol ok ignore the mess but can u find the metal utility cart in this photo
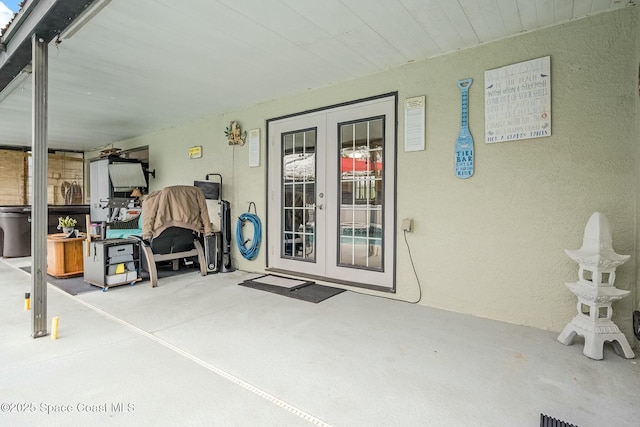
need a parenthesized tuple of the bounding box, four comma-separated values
(84, 238, 141, 292)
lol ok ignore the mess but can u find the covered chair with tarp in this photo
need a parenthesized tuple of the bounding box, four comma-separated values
(138, 185, 212, 287)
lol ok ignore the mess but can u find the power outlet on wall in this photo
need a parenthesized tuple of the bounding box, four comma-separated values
(401, 218, 413, 232)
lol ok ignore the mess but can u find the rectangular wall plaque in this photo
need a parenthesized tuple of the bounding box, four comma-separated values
(485, 56, 551, 143)
(188, 146, 202, 159)
(404, 96, 425, 152)
(248, 128, 260, 167)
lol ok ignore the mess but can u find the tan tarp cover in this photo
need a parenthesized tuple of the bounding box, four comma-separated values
(142, 185, 212, 239)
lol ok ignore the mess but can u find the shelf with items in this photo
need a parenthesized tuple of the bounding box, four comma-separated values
(83, 238, 141, 292)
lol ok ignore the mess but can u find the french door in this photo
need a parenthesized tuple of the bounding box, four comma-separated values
(267, 94, 396, 290)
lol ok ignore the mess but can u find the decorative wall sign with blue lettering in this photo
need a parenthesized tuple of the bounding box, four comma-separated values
(455, 78, 474, 179)
(484, 56, 551, 143)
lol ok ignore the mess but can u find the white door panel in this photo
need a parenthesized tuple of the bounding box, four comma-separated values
(268, 113, 326, 277)
(325, 97, 395, 287)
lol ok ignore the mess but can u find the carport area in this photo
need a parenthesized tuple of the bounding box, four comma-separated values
(1, 257, 638, 427)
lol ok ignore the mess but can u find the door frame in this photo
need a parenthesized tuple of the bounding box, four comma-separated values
(265, 92, 398, 292)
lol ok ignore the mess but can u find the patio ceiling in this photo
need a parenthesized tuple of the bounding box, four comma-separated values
(0, 0, 632, 152)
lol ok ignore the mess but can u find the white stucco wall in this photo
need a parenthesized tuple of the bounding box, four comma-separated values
(103, 7, 639, 341)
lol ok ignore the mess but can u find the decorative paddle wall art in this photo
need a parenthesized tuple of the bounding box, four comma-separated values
(485, 56, 551, 143)
(455, 78, 474, 179)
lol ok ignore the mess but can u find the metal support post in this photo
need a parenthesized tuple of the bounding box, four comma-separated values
(31, 34, 48, 338)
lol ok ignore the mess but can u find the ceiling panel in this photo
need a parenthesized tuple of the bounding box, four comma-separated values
(572, 0, 593, 16)
(555, 0, 575, 21)
(536, 0, 557, 27)
(592, 0, 618, 13)
(437, 0, 482, 46)
(340, 0, 435, 61)
(496, 0, 524, 36)
(516, 0, 540, 30)
(0, 0, 633, 151)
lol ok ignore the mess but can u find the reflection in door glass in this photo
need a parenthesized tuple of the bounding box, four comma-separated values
(281, 129, 316, 261)
(338, 118, 383, 270)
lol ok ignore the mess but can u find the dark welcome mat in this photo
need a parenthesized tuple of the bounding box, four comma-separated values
(239, 274, 346, 303)
(20, 266, 98, 295)
(540, 414, 578, 427)
(20, 263, 198, 295)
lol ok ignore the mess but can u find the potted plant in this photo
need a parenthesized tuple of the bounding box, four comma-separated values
(57, 216, 78, 234)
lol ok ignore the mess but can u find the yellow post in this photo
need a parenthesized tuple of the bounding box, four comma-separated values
(24, 293, 30, 311)
(51, 316, 59, 340)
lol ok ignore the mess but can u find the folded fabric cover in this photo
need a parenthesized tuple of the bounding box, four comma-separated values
(142, 185, 213, 239)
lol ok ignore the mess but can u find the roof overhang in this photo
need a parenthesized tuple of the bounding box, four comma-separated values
(0, 0, 99, 90)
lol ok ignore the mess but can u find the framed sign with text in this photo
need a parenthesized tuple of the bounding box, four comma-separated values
(188, 146, 202, 159)
(485, 56, 550, 143)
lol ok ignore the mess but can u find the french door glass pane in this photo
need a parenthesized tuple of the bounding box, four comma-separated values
(338, 118, 383, 270)
(281, 129, 316, 261)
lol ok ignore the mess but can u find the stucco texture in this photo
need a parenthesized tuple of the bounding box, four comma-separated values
(105, 7, 639, 342)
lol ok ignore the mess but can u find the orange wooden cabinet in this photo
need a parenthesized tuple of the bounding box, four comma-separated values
(46, 234, 84, 278)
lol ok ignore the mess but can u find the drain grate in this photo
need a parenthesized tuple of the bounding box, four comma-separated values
(540, 414, 578, 427)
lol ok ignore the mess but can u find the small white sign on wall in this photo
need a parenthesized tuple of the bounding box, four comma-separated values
(248, 128, 260, 167)
(404, 96, 425, 152)
(485, 56, 551, 143)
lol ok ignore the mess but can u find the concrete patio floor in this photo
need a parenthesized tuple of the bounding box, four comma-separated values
(1, 257, 638, 427)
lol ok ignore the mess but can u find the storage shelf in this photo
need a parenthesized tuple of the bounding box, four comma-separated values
(84, 238, 140, 291)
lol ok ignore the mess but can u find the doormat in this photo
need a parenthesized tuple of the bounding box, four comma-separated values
(245, 274, 313, 289)
(239, 274, 346, 303)
(20, 266, 98, 296)
(540, 413, 578, 427)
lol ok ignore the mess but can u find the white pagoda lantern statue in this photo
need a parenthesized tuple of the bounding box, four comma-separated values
(558, 212, 635, 360)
